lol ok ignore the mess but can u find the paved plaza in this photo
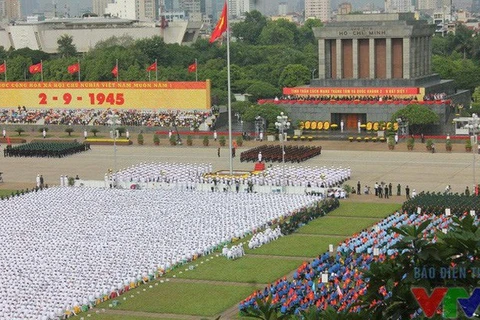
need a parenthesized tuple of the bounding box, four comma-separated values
(0, 139, 476, 197)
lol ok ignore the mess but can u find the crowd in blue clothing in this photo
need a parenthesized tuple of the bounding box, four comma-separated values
(239, 210, 477, 316)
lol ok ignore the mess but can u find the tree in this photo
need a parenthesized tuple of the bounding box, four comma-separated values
(245, 81, 281, 101)
(65, 128, 74, 136)
(452, 24, 474, 59)
(278, 64, 310, 87)
(242, 103, 286, 128)
(298, 19, 323, 48)
(258, 21, 295, 47)
(57, 35, 77, 58)
(230, 10, 267, 45)
(391, 104, 439, 134)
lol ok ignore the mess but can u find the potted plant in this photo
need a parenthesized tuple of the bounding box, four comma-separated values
(236, 136, 243, 147)
(153, 134, 160, 146)
(349, 136, 354, 142)
(90, 128, 99, 137)
(466, 138, 473, 152)
(65, 127, 74, 136)
(169, 135, 176, 146)
(445, 139, 452, 152)
(266, 123, 276, 142)
(186, 136, 193, 146)
(364, 136, 370, 142)
(15, 127, 25, 136)
(426, 139, 433, 151)
(137, 133, 144, 145)
(203, 136, 209, 146)
(407, 137, 414, 150)
(219, 135, 226, 146)
(294, 120, 304, 136)
(356, 137, 362, 142)
(388, 137, 395, 150)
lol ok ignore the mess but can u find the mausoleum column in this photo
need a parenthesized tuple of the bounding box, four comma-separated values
(369, 38, 375, 79)
(403, 37, 411, 79)
(352, 39, 358, 79)
(318, 39, 326, 79)
(386, 38, 392, 79)
(336, 39, 342, 79)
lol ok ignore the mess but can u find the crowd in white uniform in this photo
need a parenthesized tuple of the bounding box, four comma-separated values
(114, 162, 212, 185)
(109, 162, 351, 191)
(248, 227, 283, 249)
(0, 187, 320, 319)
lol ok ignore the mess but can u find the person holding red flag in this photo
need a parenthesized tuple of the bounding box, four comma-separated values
(209, 1, 227, 43)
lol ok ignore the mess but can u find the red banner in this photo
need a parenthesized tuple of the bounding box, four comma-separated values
(283, 87, 420, 96)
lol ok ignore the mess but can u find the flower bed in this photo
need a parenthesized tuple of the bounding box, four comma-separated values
(0, 137, 27, 144)
(85, 138, 132, 145)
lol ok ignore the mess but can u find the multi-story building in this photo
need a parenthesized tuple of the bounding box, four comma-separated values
(416, 0, 436, 10)
(105, 0, 159, 21)
(92, 0, 114, 16)
(473, 0, 480, 13)
(278, 2, 287, 15)
(305, 0, 331, 22)
(179, 0, 200, 13)
(20, 0, 38, 16)
(385, 0, 414, 13)
(338, 2, 352, 15)
(4, 0, 21, 20)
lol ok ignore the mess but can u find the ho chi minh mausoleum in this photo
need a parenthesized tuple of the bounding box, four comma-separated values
(261, 13, 470, 133)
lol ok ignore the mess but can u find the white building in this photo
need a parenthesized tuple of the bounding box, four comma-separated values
(305, 0, 330, 22)
(0, 17, 201, 53)
(384, 0, 414, 12)
(92, 0, 114, 16)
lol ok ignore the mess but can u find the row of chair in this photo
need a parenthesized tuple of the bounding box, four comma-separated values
(240, 145, 322, 163)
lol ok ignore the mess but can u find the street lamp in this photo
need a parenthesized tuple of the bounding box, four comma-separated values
(107, 114, 121, 188)
(311, 69, 316, 80)
(275, 112, 290, 192)
(468, 113, 480, 194)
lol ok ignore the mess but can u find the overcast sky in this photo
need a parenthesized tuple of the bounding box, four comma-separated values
(29, 0, 471, 18)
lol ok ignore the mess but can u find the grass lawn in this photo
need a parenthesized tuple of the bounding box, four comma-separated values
(0, 189, 17, 197)
(78, 313, 180, 320)
(108, 281, 262, 316)
(329, 202, 401, 218)
(245, 234, 346, 257)
(298, 216, 380, 235)
(172, 255, 304, 284)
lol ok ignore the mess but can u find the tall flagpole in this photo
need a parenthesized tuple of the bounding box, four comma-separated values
(116, 59, 119, 82)
(78, 59, 80, 82)
(195, 58, 198, 81)
(4, 60, 6, 82)
(155, 59, 158, 81)
(226, 1, 233, 175)
(40, 60, 43, 82)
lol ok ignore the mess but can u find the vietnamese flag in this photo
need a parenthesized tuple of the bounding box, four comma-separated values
(188, 62, 197, 73)
(67, 63, 80, 74)
(146, 61, 157, 71)
(29, 62, 42, 74)
(0, 63, 5, 74)
(112, 65, 118, 77)
(209, 1, 227, 43)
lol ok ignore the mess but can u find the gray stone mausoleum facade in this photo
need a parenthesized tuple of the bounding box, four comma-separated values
(274, 13, 470, 133)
